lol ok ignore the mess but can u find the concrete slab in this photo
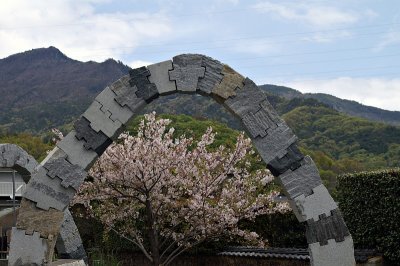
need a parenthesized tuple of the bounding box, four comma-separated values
(82, 101, 123, 139)
(57, 131, 98, 171)
(8, 227, 48, 266)
(148, 60, 176, 95)
(95, 87, 134, 124)
(309, 236, 355, 266)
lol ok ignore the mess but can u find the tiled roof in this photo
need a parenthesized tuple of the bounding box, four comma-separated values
(218, 246, 380, 263)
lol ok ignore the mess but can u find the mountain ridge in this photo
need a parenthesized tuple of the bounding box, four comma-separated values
(259, 84, 400, 126)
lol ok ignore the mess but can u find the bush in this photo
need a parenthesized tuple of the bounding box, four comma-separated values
(337, 169, 400, 263)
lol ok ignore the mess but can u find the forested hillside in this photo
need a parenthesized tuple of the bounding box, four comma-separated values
(1, 47, 399, 191)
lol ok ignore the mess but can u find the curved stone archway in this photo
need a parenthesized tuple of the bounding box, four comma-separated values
(0, 144, 87, 263)
(9, 54, 355, 266)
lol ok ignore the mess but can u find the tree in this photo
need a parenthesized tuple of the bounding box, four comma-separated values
(74, 112, 289, 266)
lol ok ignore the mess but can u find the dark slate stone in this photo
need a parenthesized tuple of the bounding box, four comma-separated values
(129, 66, 159, 102)
(224, 78, 267, 117)
(277, 156, 322, 199)
(173, 54, 203, 67)
(169, 65, 205, 92)
(113, 85, 146, 112)
(252, 122, 297, 165)
(305, 209, 350, 245)
(267, 143, 304, 176)
(74, 117, 112, 156)
(43, 157, 87, 190)
(242, 104, 278, 138)
(197, 56, 224, 94)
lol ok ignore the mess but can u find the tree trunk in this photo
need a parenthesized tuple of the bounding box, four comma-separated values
(145, 199, 161, 266)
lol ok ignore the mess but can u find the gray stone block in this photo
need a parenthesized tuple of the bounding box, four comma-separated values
(169, 65, 205, 92)
(74, 117, 113, 156)
(0, 143, 38, 180)
(172, 54, 203, 67)
(57, 210, 88, 262)
(23, 167, 75, 211)
(252, 123, 297, 165)
(129, 66, 159, 102)
(43, 157, 87, 191)
(56, 131, 98, 171)
(147, 60, 176, 95)
(242, 104, 278, 138)
(306, 209, 351, 245)
(291, 184, 338, 222)
(197, 55, 224, 95)
(95, 86, 134, 124)
(224, 78, 267, 117)
(8, 227, 48, 266)
(277, 156, 322, 199)
(82, 101, 123, 139)
(112, 83, 147, 113)
(267, 143, 304, 176)
(309, 236, 355, 266)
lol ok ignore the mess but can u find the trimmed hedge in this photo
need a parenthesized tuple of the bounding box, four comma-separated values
(337, 168, 400, 263)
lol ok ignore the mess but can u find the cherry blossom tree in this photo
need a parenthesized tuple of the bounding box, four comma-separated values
(73, 112, 289, 266)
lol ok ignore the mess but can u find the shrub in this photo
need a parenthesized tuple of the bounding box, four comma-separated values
(337, 169, 400, 263)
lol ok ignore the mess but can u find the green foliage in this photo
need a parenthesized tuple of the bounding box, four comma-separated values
(0, 133, 53, 161)
(336, 169, 400, 263)
(284, 106, 400, 171)
(88, 248, 122, 266)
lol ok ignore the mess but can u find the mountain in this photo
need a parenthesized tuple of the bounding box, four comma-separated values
(0, 47, 130, 133)
(259, 84, 400, 126)
(0, 47, 399, 190)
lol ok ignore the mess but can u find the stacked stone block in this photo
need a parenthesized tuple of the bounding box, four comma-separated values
(0, 144, 87, 265)
(9, 54, 355, 266)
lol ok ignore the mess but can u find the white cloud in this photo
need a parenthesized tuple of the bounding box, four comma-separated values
(375, 30, 400, 51)
(252, 2, 358, 28)
(281, 77, 400, 111)
(0, 0, 172, 62)
(129, 60, 153, 68)
(230, 39, 279, 55)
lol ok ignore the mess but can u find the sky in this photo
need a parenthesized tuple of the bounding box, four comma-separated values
(0, 0, 399, 111)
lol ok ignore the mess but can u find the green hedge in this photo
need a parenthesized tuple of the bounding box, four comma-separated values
(337, 168, 400, 263)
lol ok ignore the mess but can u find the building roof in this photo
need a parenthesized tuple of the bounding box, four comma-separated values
(218, 246, 380, 263)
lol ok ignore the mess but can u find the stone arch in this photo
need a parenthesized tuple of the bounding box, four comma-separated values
(9, 54, 355, 266)
(0, 144, 87, 262)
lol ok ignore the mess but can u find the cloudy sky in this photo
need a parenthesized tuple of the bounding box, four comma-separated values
(1, 0, 399, 110)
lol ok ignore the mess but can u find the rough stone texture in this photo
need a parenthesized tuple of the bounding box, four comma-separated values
(212, 65, 244, 99)
(197, 56, 224, 95)
(277, 156, 322, 199)
(74, 117, 113, 156)
(57, 131, 98, 171)
(169, 66, 205, 92)
(43, 157, 87, 191)
(306, 209, 351, 245)
(16, 198, 64, 239)
(241, 104, 279, 138)
(23, 166, 76, 211)
(8, 228, 49, 266)
(129, 66, 159, 102)
(291, 184, 338, 222)
(82, 101, 123, 139)
(169, 54, 205, 92)
(224, 78, 266, 117)
(42, 147, 68, 166)
(0, 144, 37, 181)
(110, 76, 147, 112)
(309, 236, 355, 266)
(147, 60, 176, 95)
(95, 86, 134, 124)
(56, 210, 88, 262)
(252, 123, 298, 165)
(267, 143, 304, 176)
